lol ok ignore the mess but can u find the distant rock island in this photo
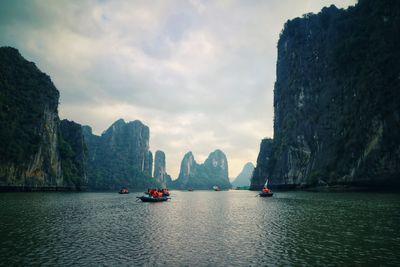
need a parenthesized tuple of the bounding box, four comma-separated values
(153, 150, 172, 188)
(231, 162, 254, 187)
(0, 47, 87, 191)
(251, 1, 400, 190)
(172, 150, 231, 190)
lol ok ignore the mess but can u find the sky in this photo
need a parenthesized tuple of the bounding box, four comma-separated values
(0, 0, 356, 179)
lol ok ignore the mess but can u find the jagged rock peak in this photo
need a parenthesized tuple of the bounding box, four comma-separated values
(105, 119, 147, 132)
(205, 149, 228, 170)
(154, 150, 169, 187)
(174, 149, 231, 190)
(179, 151, 196, 179)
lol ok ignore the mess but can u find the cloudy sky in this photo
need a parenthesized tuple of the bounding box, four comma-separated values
(0, 0, 356, 179)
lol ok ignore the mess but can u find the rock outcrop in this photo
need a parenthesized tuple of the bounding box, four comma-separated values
(251, 0, 400, 189)
(59, 119, 88, 190)
(153, 150, 172, 188)
(250, 139, 274, 190)
(232, 162, 254, 187)
(173, 149, 231, 189)
(0, 47, 86, 190)
(83, 119, 158, 190)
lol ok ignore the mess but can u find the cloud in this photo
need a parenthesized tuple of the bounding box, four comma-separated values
(0, 0, 356, 178)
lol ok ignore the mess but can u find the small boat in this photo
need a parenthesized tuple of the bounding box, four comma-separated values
(213, 185, 221, 191)
(188, 188, 193, 191)
(119, 187, 129, 194)
(136, 196, 170, 202)
(259, 179, 273, 197)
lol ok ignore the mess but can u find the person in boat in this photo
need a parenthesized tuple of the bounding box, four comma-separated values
(162, 189, 169, 196)
(149, 189, 157, 196)
(262, 187, 271, 193)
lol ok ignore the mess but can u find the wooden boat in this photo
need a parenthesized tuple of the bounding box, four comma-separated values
(259, 179, 273, 197)
(136, 196, 169, 202)
(259, 191, 273, 197)
(119, 187, 129, 194)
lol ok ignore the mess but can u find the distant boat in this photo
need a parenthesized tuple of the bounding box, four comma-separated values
(259, 179, 273, 197)
(136, 196, 169, 202)
(188, 188, 193, 191)
(213, 185, 221, 191)
(119, 187, 129, 194)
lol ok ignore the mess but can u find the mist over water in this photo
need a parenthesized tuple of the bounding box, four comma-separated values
(1, 191, 399, 266)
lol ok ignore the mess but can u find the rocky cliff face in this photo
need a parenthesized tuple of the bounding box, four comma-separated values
(250, 139, 274, 189)
(173, 149, 231, 189)
(153, 150, 172, 188)
(232, 162, 254, 187)
(59, 120, 88, 190)
(0, 47, 86, 190)
(251, 0, 400, 189)
(83, 119, 158, 190)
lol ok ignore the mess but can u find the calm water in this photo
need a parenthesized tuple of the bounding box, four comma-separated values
(0, 191, 399, 266)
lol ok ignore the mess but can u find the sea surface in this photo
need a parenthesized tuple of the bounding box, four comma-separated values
(0, 191, 399, 266)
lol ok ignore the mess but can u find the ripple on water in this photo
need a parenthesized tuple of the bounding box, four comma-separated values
(0, 191, 399, 266)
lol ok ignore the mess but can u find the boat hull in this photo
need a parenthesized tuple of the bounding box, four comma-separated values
(137, 196, 169, 202)
(259, 192, 273, 197)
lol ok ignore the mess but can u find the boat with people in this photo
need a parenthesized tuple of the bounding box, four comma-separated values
(144, 188, 169, 196)
(259, 179, 273, 197)
(137, 188, 170, 202)
(136, 195, 169, 202)
(213, 185, 221, 191)
(118, 187, 129, 194)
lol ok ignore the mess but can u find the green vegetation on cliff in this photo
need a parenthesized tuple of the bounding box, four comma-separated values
(59, 120, 88, 190)
(252, 0, 400, 189)
(173, 150, 231, 190)
(0, 47, 58, 166)
(0, 47, 86, 190)
(83, 120, 159, 191)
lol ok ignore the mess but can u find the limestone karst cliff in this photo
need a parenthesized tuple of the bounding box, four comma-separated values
(251, 139, 274, 189)
(153, 150, 172, 188)
(232, 162, 255, 187)
(173, 149, 231, 189)
(251, 0, 400, 189)
(0, 47, 87, 190)
(83, 119, 158, 190)
(59, 119, 88, 190)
